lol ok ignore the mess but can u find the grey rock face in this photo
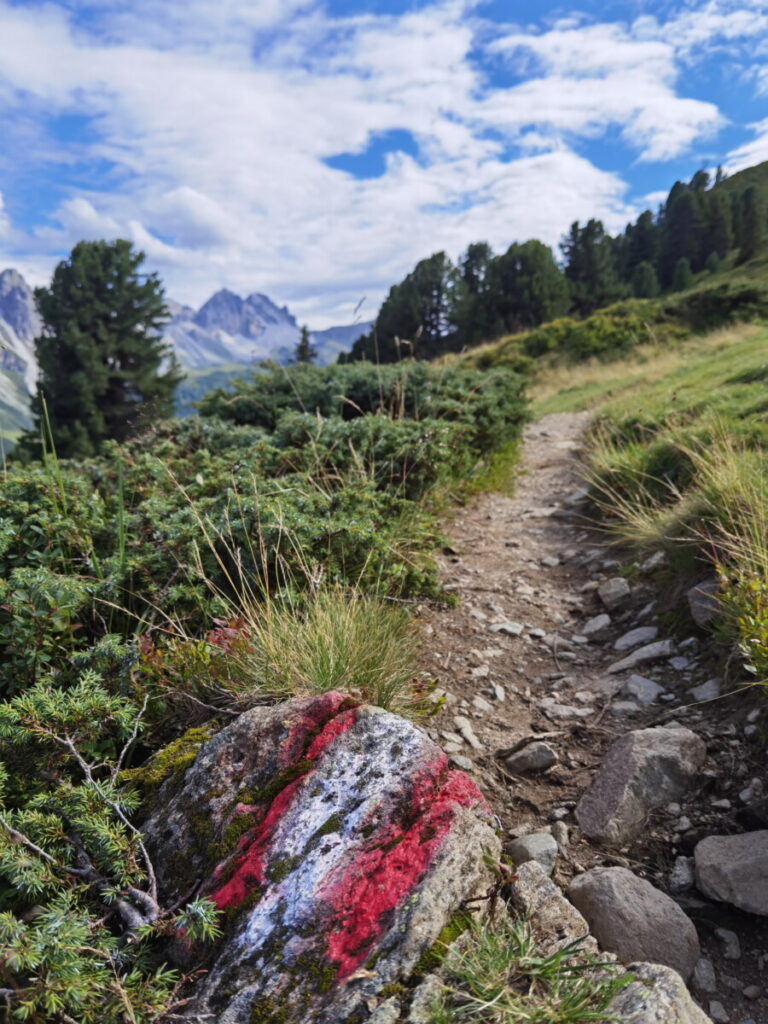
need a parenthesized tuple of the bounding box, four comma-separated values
(688, 579, 720, 628)
(508, 860, 593, 955)
(144, 692, 499, 1024)
(504, 741, 558, 774)
(694, 831, 768, 916)
(575, 727, 707, 844)
(607, 638, 676, 674)
(614, 626, 659, 651)
(508, 833, 558, 876)
(568, 867, 700, 979)
(606, 961, 712, 1023)
(598, 577, 631, 611)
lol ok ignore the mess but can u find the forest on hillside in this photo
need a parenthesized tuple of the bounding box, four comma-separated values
(343, 163, 768, 363)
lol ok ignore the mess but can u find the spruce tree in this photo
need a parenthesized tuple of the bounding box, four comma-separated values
(631, 261, 660, 298)
(561, 219, 625, 316)
(294, 324, 317, 363)
(21, 240, 181, 459)
(486, 240, 569, 333)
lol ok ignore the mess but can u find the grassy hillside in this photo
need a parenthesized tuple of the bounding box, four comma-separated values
(530, 320, 768, 690)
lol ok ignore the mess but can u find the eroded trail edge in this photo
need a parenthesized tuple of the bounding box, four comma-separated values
(420, 412, 767, 1024)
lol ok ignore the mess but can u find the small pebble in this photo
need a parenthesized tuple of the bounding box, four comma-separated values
(743, 986, 761, 1000)
(709, 1001, 729, 1024)
(715, 927, 741, 960)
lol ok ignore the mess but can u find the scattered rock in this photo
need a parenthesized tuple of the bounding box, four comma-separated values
(144, 693, 499, 1024)
(692, 957, 718, 995)
(471, 695, 493, 713)
(529, 627, 547, 639)
(622, 674, 665, 705)
(641, 550, 667, 571)
(504, 742, 558, 774)
(690, 678, 721, 702)
(607, 638, 676, 674)
(738, 778, 763, 805)
(614, 626, 659, 651)
(742, 985, 761, 1000)
(450, 754, 475, 772)
(538, 698, 591, 721)
(598, 577, 631, 611)
(582, 613, 611, 637)
(508, 860, 593, 955)
(669, 656, 692, 671)
(709, 1000, 729, 1023)
(606, 961, 711, 1024)
(610, 700, 640, 716)
(688, 579, 720, 628)
(550, 821, 569, 851)
(541, 555, 560, 568)
(576, 727, 707, 844)
(669, 856, 695, 892)
(453, 715, 483, 750)
(714, 928, 742, 961)
(488, 621, 523, 636)
(508, 833, 558, 876)
(568, 867, 700, 979)
(695, 832, 768, 916)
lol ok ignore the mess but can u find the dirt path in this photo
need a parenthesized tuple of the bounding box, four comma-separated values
(420, 412, 767, 1024)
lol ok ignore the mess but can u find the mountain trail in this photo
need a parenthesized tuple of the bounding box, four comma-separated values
(420, 412, 768, 1024)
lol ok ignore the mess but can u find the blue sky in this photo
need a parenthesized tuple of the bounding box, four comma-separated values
(0, 0, 767, 326)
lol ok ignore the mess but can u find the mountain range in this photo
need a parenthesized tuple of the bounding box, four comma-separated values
(0, 268, 372, 441)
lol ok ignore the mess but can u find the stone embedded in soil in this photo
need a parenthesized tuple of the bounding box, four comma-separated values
(508, 833, 558, 876)
(508, 860, 594, 955)
(692, 957, 718, 995)
(613, 626, 659, 651)
(622, 674, 665, 705)
(714, 928, 742, 960)
(694, 832, 768, 916)
(567, 867, 700, 979)
(690, 678, 721, 702)
(575, 726, 707, 844)
(143, 692, 499, 1024)
(669, 856, 695, 892)
(688, 578, 721, 628)
(598, 576, 632, 611)
(582, 613, 611, 637)
(453, 715, 483, 749)
(709, 1000, 729, 1023)
(607, 962, 712, 1024)
(607, 638, 676, 674)
(538, 698, 591, 721)
(488, 620, 524, 636)
(503, 741, 558, 774)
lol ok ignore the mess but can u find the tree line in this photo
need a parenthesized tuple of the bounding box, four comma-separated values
(341, 166, 768, 363)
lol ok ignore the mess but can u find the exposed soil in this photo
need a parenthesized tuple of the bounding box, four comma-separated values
(419, 412, 768, 1024)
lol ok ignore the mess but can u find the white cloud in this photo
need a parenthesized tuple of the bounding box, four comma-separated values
(726, 117, 768, 172)
(0, 0, 765, 324)
(0, 194, 9, 240)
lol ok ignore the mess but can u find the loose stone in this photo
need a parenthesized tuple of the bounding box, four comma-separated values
(714, 927, 741, 960)
(614, 626, 659, 651)
(598, 577, 631, 611)
(690, 678, 721, 701)
(504, 741, 558, 774)
(508, 833, 558, 876)
(607, 638, 676, 674)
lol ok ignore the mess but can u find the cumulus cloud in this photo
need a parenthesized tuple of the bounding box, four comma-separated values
(0, 0, 765, 323)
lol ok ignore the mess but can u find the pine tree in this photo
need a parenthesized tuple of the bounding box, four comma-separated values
(294, 324, 317, 363)
(631, 260, 660, 298)
(705, 251, 721, 274)
(21, 240, 181, 459)
(739, 186, 766, 262)
(706, 192, 733, 259)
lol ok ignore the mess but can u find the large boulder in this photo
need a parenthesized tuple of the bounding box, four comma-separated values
(694, 831, 768, 916)
(143, 692, 500, 1024)
(568, 867, 700, 979)
(606, 962, 712, 1023)
(575, 727, 707, 845)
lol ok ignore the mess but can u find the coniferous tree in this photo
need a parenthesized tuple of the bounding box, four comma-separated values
(671, 256, 694, 292)
(453, 242, 499, 346)
(661, 186, 705, 282)
(739, 186, 766, 262)
(294, 324, 317, 363)
(631, 260, 660, 298)
(21, 240, 181, 459)
(706, 192, 733, 259)
(561, 219, 625, 316)
(624, 210, 660, 281)
(486, 240, 569, 333)
(705, 251, 721, 274)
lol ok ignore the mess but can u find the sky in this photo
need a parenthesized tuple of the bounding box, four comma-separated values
(0, 0, 767, 328)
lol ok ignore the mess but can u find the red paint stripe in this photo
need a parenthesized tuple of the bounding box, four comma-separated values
(322, 759, 487, 979)
(208, 696, 360, 913)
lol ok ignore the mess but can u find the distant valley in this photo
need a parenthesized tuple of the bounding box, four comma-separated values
(0, 268, 372, 440)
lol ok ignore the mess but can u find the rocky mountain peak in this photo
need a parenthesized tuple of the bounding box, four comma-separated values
(0, 268, 41, 343)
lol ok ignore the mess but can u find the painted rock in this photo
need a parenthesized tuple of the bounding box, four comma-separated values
(143, 692, 499, 1023)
